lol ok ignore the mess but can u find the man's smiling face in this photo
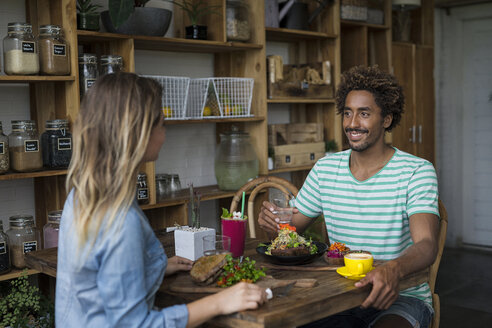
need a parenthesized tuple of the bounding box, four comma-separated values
(342, 90, 392, 152)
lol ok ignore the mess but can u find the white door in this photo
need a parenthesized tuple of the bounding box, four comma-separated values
(462, 17, 492, 246)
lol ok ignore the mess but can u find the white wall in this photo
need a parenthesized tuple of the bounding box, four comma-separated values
(434, 3, 492, 248)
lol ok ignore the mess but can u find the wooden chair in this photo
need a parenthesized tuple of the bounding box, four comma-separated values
(229, 176, 299, 238)
(430, 200, 448, 328)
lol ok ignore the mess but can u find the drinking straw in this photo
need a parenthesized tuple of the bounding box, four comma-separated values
(241, 191, 246, 219)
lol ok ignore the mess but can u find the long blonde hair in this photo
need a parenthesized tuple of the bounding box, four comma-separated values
(67, 73, 162, 250)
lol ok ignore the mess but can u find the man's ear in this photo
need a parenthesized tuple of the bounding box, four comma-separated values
(383, 114, 393, 129)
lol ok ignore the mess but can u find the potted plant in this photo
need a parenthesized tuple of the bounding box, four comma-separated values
(101, 0, 173, 36)
(0, 271, 54, 328)
(77, 0, 102, 31)
(165, 0, 221, 40)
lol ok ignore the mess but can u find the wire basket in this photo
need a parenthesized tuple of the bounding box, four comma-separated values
(186, 77, 254, 119)
(141, 75, 190, 120)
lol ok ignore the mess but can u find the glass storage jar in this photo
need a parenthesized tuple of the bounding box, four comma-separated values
(168, 174, 181, 196)
(0, 221, 11, 274)
(41, 119, 72, 169)
(79, 53, 98, 98)
(100, 55, 123, 75)
(137, 172, 149, 205)
(0, 121, 10, 174)
(2, 22, 39, 75)
(155, 173, 170, 202)
(214, 127, 259, 190)
(38, 24, 70, 75)
(226, 0, 251, 42)
(43, 210, 61, 249)
(6, 215, 40, 269)
(8, 120, 43, 172)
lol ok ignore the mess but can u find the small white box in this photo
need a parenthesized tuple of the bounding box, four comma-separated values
(174, 227, 215, 261)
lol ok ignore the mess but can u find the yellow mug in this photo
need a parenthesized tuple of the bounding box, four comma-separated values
(344, 251, 373, 275)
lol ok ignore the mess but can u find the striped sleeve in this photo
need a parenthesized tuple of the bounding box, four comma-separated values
(295, 163, 323, 218)
(407, 161, 439, 217)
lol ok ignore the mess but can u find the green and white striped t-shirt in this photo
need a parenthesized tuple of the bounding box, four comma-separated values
(295, 147, 439, 306)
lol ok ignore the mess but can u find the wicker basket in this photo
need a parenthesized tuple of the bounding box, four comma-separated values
(186, 77, 254, 119)
(341, 0, 368, 22)
(141, 75, 190, 120)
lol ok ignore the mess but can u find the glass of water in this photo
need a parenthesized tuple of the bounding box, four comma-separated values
(271, 195, 295, 224)
(203, 234, 231, 256)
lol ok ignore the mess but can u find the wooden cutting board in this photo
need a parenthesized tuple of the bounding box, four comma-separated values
(169, 274, 317, 294)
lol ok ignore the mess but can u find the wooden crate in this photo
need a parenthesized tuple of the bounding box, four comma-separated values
(273, 142, 325, 169)
(267, 56, 333, 99)
(269, 123, 324, 146)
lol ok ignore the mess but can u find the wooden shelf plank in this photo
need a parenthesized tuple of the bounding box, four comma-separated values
(0, 170, 67, 181)
(269, 165, 314, 174)
(77, 30, 262, 53)
(266, 27, 337, 42)
(0, 75, 75, 83)
(341, 20, 390, 30)
(164, 116, 265, 125)
(267, 98, 335, 104)
(141, 185, 238, 210)
(0, 269, 40, 282)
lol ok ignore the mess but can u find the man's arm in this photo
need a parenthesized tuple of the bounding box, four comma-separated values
(355, 212, 439, 310)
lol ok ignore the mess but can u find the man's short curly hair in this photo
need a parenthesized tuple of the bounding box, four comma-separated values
(335, 65, 404, 132)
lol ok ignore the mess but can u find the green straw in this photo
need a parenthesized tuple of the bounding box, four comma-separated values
(241, 191, 246, 219)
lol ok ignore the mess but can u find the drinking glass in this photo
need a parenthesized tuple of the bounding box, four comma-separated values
(203, 234, 231, 256)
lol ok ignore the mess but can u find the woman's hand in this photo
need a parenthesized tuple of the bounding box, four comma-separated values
(165, 256, 193, 276)
(214, 282, 268, 315)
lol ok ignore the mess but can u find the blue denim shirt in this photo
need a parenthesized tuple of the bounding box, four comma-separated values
(55, 191, 189, 327)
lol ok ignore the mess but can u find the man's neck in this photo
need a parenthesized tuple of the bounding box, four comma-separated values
(349, 143, 394, 181)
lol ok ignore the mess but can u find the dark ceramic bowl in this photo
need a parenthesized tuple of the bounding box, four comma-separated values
(101, 7, 172, 36)
(256, 241, 328, 266)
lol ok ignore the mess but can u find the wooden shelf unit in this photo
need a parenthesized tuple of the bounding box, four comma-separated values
(0, 269, 40, 282)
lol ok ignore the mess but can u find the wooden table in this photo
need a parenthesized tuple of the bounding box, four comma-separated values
(25, 239, 428, 328)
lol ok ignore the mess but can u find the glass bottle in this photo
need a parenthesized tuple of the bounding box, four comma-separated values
(0, 221, 10, 274)
(214, 127, 259, 190)
(168, 174, 181, 196)
(78, 53, 98, 98)
(41, 119, 72, 169)
(8, 120, 43, 172)
(2, 22, 39, 75)
(38, 24, 70, 75)
(155, 173, 170, 202)
(136, 172, 149, 205)
(100, 55, 123, 75)
(6, 215, 40, 269)
(0, 121, 10, 174)
(43, 210, 62, 249)
(226, 0, 251, 42)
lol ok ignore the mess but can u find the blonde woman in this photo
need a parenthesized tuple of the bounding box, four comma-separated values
(55, 73, 267, 327)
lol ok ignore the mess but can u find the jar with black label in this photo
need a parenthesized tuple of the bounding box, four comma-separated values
(41, 119, 72, 169)
(8, 120, 43, 172)
(0, 221, 11, 274)
(38, 24, 70, 75)
(137, 172, 149, 205)
(79, 53, 98, 98)
(226, 0, 251, 42)
(43, 210, 61, 249)
(2, 22, 39, 75)
(0, 121, 9, 174)
(6, 215, 40, 269)
(100, 55, 123, 75)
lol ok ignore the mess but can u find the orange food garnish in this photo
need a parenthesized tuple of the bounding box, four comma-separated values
(329, 241, 349, 252)
(279, 223, 296, 231)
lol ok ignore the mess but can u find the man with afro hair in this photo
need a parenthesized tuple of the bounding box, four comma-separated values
(259, 66, 440, 328)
